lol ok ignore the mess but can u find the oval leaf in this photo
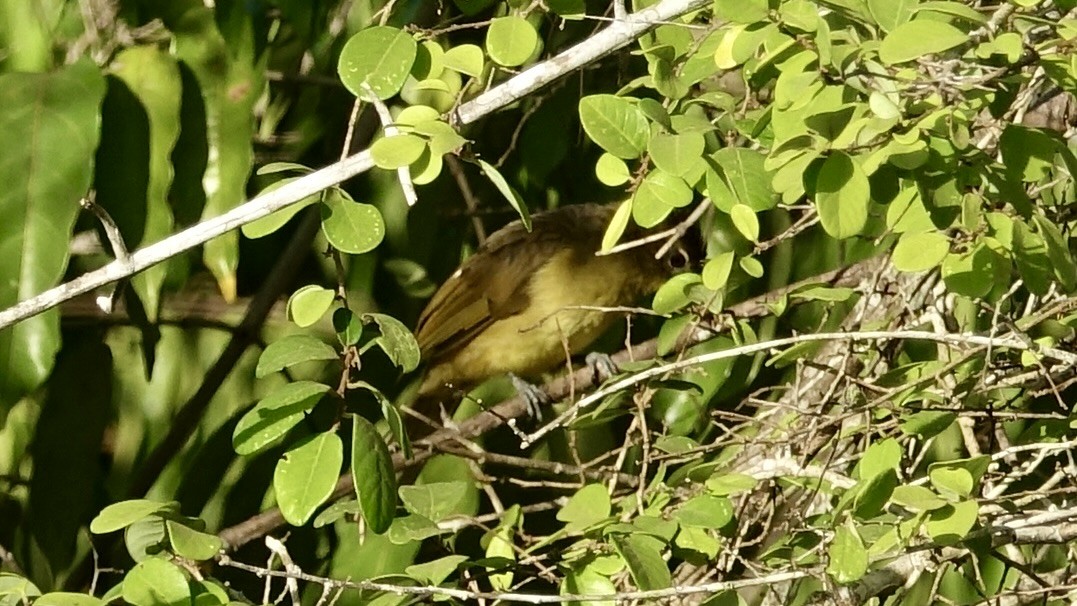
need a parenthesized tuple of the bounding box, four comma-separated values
(257, 335, 338, 378)
(352, 415, 396, 534)
(363, 312, 421, 372)
(485, 16, 538, 67)
(122, 558, 190, 606)
(90, 500, 175, 534)
(320, 195, 386, 255)
(338, 26, 418, 100)
(287, 285, 336, 328)
(371, 133, 426, 169)
(443, 43, 485, 77)
(892, 231, 949, 272)
(579, 95, 649, 159)
(274, 431, 344, 526)
(233, 381, 331, 455)
(879, 20, 969, 65)
(815, 152, 869, 239)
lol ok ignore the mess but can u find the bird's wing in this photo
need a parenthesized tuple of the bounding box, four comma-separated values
(415, 215, 577, 361)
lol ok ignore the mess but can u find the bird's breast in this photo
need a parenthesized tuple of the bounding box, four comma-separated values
(420, 249, 643, 392)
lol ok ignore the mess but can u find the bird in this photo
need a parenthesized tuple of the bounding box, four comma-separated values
(408, 202, 688, 434)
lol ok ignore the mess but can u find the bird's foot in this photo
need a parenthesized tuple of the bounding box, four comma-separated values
(585, 352, 619, 383)
(509, 373, 550, 422)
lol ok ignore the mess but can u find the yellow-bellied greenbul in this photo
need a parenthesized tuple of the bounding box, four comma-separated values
(411, 202, 686, 431)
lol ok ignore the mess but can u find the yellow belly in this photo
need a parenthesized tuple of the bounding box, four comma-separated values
(420, 249, 637, 393)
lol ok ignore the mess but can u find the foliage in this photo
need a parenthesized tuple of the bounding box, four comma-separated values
(1, 0, 1076, 604)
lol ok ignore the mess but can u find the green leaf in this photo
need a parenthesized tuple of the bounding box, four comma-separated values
(579, 95, 650, 159)
(925, 500, 978, 544)
(730, 204, 759, 242)
(557, 484, 611, 531)
(900, 410, 956, 438)
(886, 187, 933, 233)
(233, 381, 331, 455)
(638, 170, 692, 208)
(109, 46, 182, 322)
(652, 273, 703, 315)
(601, 200, 633, 251)
(649, 132, 705, 177)
(166, 520, 223, 560)
(562, 569, 616, 606)
(929, 467, 973, 499)
(815, 152, 870, 239)
(274, 431, 344, 526)
(370, 133, 426, 169)
(868, 0, 918, 32)
(443, 44, 485, 77)
(333, 308, 364, 347)
(485, 16, 538, 67)
(632, 191, 674, 228)
(313, 499, 361, 528)
(740, 256, 764, 278)
(400, 481, 472, 521)
(338, 26, 418, 100)
(485, 506, 518, 590)
(595, 153, 632, 187)
(171, 6, 263, 302)
(827, 524, 868, 584)
(478, 159, 531, 230)
(1013, 219, 1053, 295)
(122, 558, 191, 606)
(892, 231, 950, 272)
(705, 472, 758, 496)
(363, 312, 422, 373)
(256, 335, 338, 378)
(790, 286, 855, 302)
(411, 40, 444, 80)
(879, 20, 969, 65)
(33, 593, 103, 606)
(853, 469, 898, 519)
(287, 285, 336, 328)
(387, 514, 446, 544)
(320, 194, 386, 255)
(241, 178, 320, 239)
(90, 500, 175, 534)
(0, 61, 105, 407)
(406, 555, 468, 585)
(891, 485, 948, 511)
(1032, 214, 1077, 292)
(915, 1, 987, 23)
(941, 245, 1001, 298)
(611, 534, 671, 591)
(857, 438, 902, 480)
(412, 120, 467, 156)
(352, 415, 396, 534)
(0, 573, 42, 602)
(702, 252, 736, 290)
(673, 495, 733, 529)
(710, 148, 776, 211)
(123, 516, 168, 563)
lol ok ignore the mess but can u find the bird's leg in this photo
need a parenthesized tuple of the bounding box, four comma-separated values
(508, 373, 550, 421)
(585, 352, 619, 383)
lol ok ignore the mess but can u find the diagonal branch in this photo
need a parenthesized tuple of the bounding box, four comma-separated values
(0, 0, 710, 332)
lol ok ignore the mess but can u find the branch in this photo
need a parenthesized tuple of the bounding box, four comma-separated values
(217, 555, 811, 604)
(0, 0, 710, 332)
(522, 328, 1077, 446)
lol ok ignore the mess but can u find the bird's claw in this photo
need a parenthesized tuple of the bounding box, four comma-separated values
(509, 373, 549, 422)
(585, 352, 619, 383)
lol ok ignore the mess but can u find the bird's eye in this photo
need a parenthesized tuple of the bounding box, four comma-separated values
(667, 248, 691, 271)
